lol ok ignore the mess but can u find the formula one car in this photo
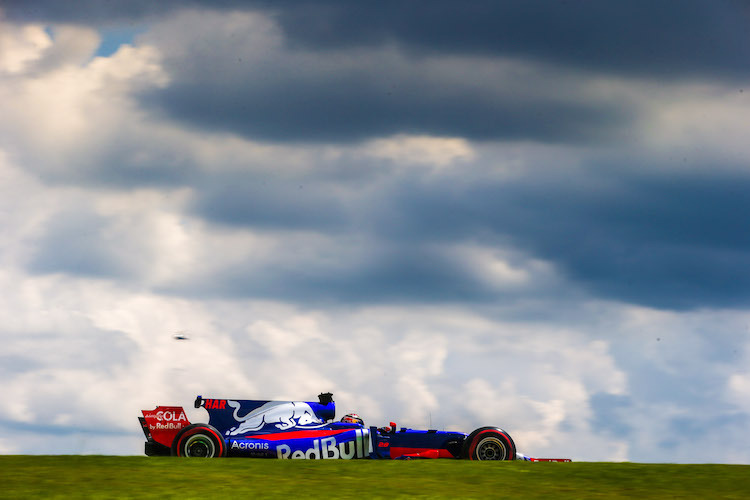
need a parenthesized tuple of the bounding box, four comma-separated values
(139, 393, 569, 461)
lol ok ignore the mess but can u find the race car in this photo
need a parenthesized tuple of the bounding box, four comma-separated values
(139, 393, 570, 461)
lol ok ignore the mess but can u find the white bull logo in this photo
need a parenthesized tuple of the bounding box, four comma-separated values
(226, 401, 325, 436)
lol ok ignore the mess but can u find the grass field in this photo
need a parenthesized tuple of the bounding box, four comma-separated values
(1, 456, 749, 499)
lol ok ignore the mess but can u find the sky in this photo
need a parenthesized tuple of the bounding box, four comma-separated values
(1, 0, 750, 462)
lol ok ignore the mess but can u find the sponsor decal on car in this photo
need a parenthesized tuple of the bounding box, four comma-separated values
(141, 406, 192, 448)
(276, 429, 372, 459)
(226, 401, 327, 435)
(156, 410, 188, 422)
(152, 421, 184, 430)
(203, 399, 227, 410)
(230, 441, 270, 451)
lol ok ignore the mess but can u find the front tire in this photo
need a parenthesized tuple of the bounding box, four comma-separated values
(171, 424, 226, 458)
(462, 427, 516, 461)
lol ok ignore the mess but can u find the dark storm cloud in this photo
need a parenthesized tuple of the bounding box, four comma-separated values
(187, 159, 750, 309)
(12, 0, 742, 144)
(172, 242, 499, 305)
(144, 77, 625, 144)
(10, 0, 750, 311)
(1, 0, 174, 24)
(132, 4, 634, 144)
(506, 171, 750, 309)
(5, 0, 749, 78)
(193, 177, 350, 230)
(380, 165, 750, 310)
(273, 0, 750, 78)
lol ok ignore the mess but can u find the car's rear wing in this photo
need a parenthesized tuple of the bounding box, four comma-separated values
(140, 406, 191, 450)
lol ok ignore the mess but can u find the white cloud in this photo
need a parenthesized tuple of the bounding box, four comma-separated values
(0, 20, 52, 74)
(33, 25, 100, 71)
(455, 244, 554, 289)
(728, 373, 750, 409)
(0, 278, 633, 458)
(0, 151, 50, 267)
(0, 276, 259, 437)
(0, 24, 167, 180)
(5, 255, 748, 461)
(362, 135, 476, 168)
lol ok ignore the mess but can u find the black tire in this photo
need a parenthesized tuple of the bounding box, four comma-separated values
(171, 424, 227, 458)
(461, 427, 516, 461)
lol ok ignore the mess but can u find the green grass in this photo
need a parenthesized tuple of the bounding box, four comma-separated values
(1, 456, 749, 499)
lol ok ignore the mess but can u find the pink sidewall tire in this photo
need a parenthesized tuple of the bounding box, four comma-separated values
(171, 424, 227, 458)
(462, 427, 516, 461)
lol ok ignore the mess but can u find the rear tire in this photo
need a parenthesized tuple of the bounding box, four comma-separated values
(171, 424, 226, 458)
(462, 427, 516, 461)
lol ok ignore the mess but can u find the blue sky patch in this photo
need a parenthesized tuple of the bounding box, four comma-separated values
(95, 25, 147, 58)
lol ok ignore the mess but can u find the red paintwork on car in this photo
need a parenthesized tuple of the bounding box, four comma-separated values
(142, 406, 191, 448)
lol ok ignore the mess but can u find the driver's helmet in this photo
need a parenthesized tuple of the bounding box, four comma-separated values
(340, 413, 364, 426)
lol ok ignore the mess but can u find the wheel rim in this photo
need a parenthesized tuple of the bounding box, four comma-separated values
(184, 434, 215, 458)
(475, 436, 507, 460)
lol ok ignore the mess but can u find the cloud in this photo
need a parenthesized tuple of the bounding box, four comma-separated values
(5, 12, 749, 310)
(3, 4, 750, 464)
(0, 273, 261, 454)
(26, 189, 197, 283)
(362, 135, 475, 168)
(5, 1, 750, 78)
(3, 269, 749, 460)
(271, 1, 750, 78)
(498, 168, 750, 309)
(323, 152, 750, 309)
(0, 22, 52, 74)
(134, 9, 630, 143)
(0, 23, 174, 186)
(29, 205, 124, 277)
